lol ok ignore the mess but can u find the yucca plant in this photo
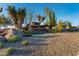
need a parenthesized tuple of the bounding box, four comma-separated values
(7, 6, 26, 30)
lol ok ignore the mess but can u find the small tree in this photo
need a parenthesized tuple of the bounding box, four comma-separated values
(44, 7, 56, 28)
(7, 6, 17, 28)
(17, 8, 26, 30)
(7, 5, 26, 30)
(45, 19, 50, 26)
(57, 20, 63, 32)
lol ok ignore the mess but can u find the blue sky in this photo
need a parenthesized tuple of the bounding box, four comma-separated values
(0, 3, 79, 26)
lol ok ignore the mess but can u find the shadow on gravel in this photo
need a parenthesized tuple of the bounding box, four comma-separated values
(10, 49, 33, 56)
(32, 35, 58, 38)
(30, 42, 48, 45)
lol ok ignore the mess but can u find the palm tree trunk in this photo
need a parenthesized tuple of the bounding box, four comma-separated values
(18, 20, 22, 30)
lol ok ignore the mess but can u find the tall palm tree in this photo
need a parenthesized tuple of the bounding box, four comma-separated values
(17, 8, 26, 30)
(7, 5, 18, 29)
(44, 7, 56, 28)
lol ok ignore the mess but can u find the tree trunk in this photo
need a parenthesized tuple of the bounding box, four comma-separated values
(18, 20, 22, 30)
(14, 20, 22, 31)
(28, 25, 32, 32)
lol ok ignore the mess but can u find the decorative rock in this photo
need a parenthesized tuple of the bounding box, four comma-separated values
(5, 28, 25, 39)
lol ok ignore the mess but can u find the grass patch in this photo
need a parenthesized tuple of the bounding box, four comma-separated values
(22, 40, 29, 46)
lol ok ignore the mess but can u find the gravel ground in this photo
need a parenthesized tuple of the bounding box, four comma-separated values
(0, 33, 50, 56)
(33, 32, 79, 56)
(0, 32, 79, 56)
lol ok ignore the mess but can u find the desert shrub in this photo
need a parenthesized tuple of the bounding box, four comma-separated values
(7, 35, 20, 42)
(1, 47, 15, 56)
(46, 27, 57, 33)
(51, 27, 57, 33)
(45, 27, 50, 32)
(0, 42, 4, 48)
(57, 20, 63, 32)
(45, 27, 49, 29)
(22, 40, 29, 46)
(22, 30, 32, 36)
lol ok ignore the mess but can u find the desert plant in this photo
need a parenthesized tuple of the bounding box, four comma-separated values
(7, 35, 20, 42)
(45, 19, 50, 26)
(17, 8, 26, 30)
(52, 27, 57, 33)
(7, 6, 17, 28)
(0, 42, 4, 48)
(57, 20, 63, 32)
(7, 6, 26, 30)
(23, 30, 32, 36)
(1, 47, 15, 56)
(22, 40, 29, 46)
(44, 7, 56, 28)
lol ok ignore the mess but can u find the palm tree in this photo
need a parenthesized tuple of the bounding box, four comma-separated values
(17, 8, 26, 30)
(7, 5, 18, 29)
(44, 7, 56, 28)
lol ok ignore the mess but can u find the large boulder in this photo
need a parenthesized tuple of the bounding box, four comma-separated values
(5, 28, 25, 39)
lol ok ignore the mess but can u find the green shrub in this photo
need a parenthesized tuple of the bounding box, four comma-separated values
(2, 47, 15, 56)
(22, 40, 29, 46)
(0, 42, 4, 48)
(7, 35, 20, 43)
(51, 27, 57, 33)
(23, 30, 32, 36)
